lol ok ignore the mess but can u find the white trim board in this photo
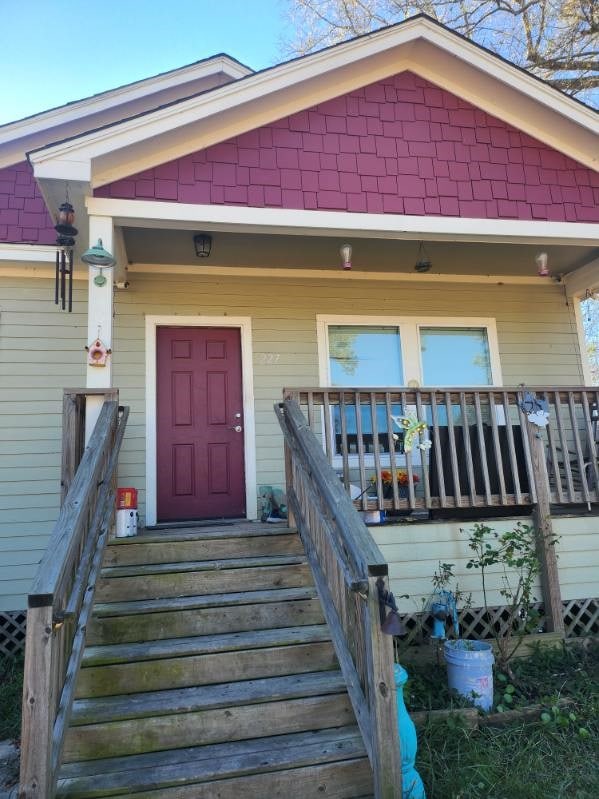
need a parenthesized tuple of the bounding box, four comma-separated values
(86, 197, 599, 246)
(1, 261, 560, 285)
(144, 315, 257, 526)
(0, 243, 56, 263)
(128, 263, 554, 286)
(316, 314, 504, 387)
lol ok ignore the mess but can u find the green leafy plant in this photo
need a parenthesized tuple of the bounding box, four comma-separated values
(464, 522, 551, 678)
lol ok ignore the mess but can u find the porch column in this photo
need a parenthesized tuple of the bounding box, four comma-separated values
(85, 215, 114, 442)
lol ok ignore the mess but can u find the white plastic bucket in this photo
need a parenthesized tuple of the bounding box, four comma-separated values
(116, 508, 138, 538)
(444, 639, 494, 711)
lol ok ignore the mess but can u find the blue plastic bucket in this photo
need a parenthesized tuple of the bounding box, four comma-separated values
(444, 639, 494, 711)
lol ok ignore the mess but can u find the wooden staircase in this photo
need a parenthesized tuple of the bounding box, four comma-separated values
(56, 523, 373, 798)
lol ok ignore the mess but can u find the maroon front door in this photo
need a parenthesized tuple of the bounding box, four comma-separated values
(157, 327, 245, 521)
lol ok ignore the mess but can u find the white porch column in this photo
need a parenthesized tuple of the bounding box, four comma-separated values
(85, 215, 114, 441)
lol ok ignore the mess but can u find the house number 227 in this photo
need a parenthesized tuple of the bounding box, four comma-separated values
(259, 353, 281, 364)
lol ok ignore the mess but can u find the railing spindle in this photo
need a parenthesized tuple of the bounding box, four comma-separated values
(542, 390, 564, 504)
(401, 391, 416, 509)
(385, 392, 400, 510)
(415, 391, 432, 507)
(581, 391, 599, 500)
(445, 391, 462, 507)
(459, 391, 477, 505)
(354, 391, 369, 510)
(370, 393, 384, 509)
(502, 391, 523, 505)
(567, 391, 590, 505)
(430, 392, 447, 507)
(338, 391, 351, 491)
(554, 391, 576, 502)
(488, 390, 507, 504)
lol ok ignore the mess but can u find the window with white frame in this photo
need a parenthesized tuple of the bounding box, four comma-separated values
(317, 316, 502, 459)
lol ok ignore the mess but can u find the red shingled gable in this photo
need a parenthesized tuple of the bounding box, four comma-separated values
(0, 161, 55, 244)
(96, 71, 599, 222)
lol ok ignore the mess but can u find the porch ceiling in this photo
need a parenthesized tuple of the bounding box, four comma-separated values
(123, 227, 597, 279)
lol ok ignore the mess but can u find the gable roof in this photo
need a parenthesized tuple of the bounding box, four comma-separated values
(28, 14, 598, 193)
(0, 54, 251, 169)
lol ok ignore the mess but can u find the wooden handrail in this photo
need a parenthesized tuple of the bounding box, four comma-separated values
(19, 400, 129, 798)
(284, 386, 599, 512)
(276, 400, 402, 799)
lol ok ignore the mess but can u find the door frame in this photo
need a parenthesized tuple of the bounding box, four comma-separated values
(145, 315, 257, 526)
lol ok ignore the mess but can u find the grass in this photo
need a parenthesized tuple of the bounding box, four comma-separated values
(0, 654, 23, 740)
(406, 641, 599, 799)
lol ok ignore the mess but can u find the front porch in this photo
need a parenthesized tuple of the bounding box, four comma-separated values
(285, 385, 599, 515)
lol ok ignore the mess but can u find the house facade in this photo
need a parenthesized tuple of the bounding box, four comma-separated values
(1, 15, 598, 624)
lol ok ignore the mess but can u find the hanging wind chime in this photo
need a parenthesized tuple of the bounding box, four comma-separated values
(54, 198, 78, 312)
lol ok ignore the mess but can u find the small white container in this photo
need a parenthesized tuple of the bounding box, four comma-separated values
(115, 508, 138, 537)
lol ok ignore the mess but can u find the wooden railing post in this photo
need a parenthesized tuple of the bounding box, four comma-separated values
(525, 418, 565, 635)
(365, 576, 403, 798)
(284, 440, 296, 528)
(19, 401, 129, 798)
(276, 400, 402, 799)
(19, 605, 54, 798)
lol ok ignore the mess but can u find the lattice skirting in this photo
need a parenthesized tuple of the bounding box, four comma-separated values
(399, 597, 599, 647)
(0, 610, 27, 657)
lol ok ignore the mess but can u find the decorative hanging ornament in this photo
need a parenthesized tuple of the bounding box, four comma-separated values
(518, 390, 549, 427)
(86, 338, 111, 367)
(391, 414, 431, 452)
(54, 198, 78, 312)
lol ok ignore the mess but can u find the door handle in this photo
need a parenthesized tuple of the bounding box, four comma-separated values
(230, 425, 243, 433)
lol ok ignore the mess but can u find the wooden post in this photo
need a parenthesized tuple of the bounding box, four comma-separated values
(284, 439, 296, 529)
(19, 604, 55, 798)
(364, 576, 402, 799)
(60, 391, 86, 505)
(526, 423, 565, 635)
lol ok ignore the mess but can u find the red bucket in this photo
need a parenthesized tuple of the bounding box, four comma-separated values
(116, 487, 138, 510)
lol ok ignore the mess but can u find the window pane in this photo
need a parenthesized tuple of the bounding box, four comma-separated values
(328, 326, 403, 386)
(420, 327, 492, 386)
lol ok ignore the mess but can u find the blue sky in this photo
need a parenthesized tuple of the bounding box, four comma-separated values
(0, 0, 289, 125)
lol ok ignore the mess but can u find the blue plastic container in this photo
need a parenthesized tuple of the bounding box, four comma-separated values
(444, 639, 494, 711)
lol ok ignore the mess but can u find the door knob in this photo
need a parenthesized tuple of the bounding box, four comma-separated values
(230, 425, 243, 433)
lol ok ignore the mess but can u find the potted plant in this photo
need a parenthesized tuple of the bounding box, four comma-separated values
(371, 469, 419, 499)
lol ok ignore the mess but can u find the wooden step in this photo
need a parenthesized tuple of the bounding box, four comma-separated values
(93, 585, 318, 617)
(88, 588, 324, 645)
(71, 670, 348, 726)
(56, 727, 369, 798)
(75, 626, 336, 697)
(103, 532, 303, 566)
(63, 672, 354, 762)
(100, 553, 305, 578)
(95, 561, 313, 603)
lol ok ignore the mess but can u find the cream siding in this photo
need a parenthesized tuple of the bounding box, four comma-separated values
(0, 274, 87, 610)
(111, 271, 584, 523)
(373, 515, 598, 613)
(0, 267, 591, 610)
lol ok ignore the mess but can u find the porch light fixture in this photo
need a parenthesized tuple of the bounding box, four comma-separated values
(340, 243, 352, 270)
(414, 241, 432, 273)
(535, 252, 549, 277)
(82, 239, 117, 287)
(54, 198, 78, 313)
(194, 233, 212, 258)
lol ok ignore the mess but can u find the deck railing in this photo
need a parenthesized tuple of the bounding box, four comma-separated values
(276, 399, 402, 799)
(283, 386, 599, 512)
(19, 400, 129, 799)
